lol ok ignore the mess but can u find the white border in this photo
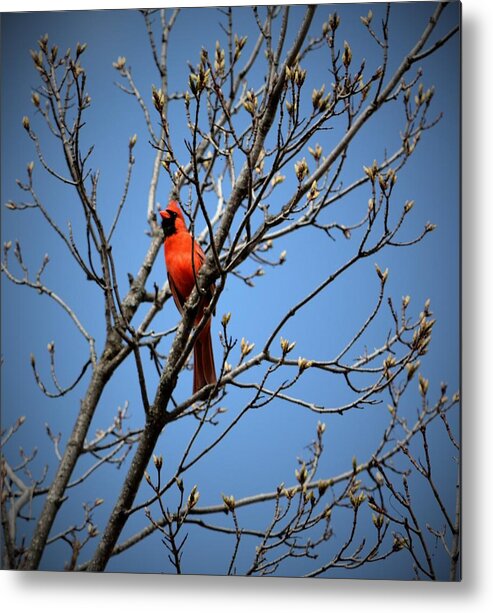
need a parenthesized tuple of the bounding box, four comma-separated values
(2, 0, 493, 611)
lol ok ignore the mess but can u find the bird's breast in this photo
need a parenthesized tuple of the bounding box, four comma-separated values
(164, 233, 202, 299)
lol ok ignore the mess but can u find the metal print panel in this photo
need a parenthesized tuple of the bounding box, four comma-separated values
(1, 1, 461, 580)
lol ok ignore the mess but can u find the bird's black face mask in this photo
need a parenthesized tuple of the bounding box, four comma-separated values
(161, 209, 178, 238)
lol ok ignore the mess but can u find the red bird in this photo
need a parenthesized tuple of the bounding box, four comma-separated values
(159, 200, 216, 393)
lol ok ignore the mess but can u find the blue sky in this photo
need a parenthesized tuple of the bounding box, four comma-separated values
(1, 2, 460, 578)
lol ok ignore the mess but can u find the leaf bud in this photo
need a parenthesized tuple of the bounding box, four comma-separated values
(418, 373, 429, 396)
(294, 158, 309, 182)
(240, 337, 255, 356)
(297, 357, 313, 372)
(406, 360, 420, 381)
(328, 13, 340, 31)
(76, 42, 87, 55)
(153, 454, 163, 470)
(342, 41, 352, 68)
(187, 485, 200, 510)
(280, 337, 296, 355)
(113, 56, 126, 70)
(222, 494, 236, 512)
(318, 480, 330, 497)
(307, 180, 320, 201)
(295, 462, 308, 485)
(375, 264, 388, 283)
(221, 312, 231, 327)
(308, 143, 323, 162)
(271, 174, 286, 187)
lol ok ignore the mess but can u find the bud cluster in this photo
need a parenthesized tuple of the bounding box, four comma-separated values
(375, 168, 397, 193)
(328, 13, 341, 32)
(70, 61, 84, 79)
(283, 487, 297, 500)
(383, 355, 396, 378)
(294, 158, 309, 182)
(221, 312, 231, 327)
(76, 42, 87, 56)
(153, 454, 163, 471)
(280, 336, 296, 356)
(363, 160, 379, 182)
(308, 143, 323, 162)
(342, 41, 352, 68)
(392, 534, 409, 551)
(415, 82, 435, 107)
(295, 462, 308, 485)
(303, 490, 315, 507)
(318, 479, 331, 497)
(404, 200, 415, 214)
(307, 180, 320, 202)
(372, 513, 384, 530)
(187, 485, 200, 510)
(161, 152, 173, 172)
(222, 494, 236, 512)
(405, 359, 420, 381)
(285, 63, 306, 88)
(242, 89, 258, 116)
(87, 523, 99, 538)
(350, 491, 366, 509)
(38, 33, 49, 52)
(311, 85, 331, 112)
(357, 75, 370, 101)
(360, 9, 374, 27)
(418, 373, 429, 397)
(411, 312, 435, 356)
(152, 87, 165, 113)
(30, 49, 44, 71)
(113, 56, 126, 71)
(297, 357, 313, 372)
(240, 337, 255, 357)
(374, 263, 389, 284)
(189, 64, 211, 97)
(233, 34, 248, 62)
(214, 41, 225, 75)
(285, 100, 296, 117)
(271, 174, 286, 188)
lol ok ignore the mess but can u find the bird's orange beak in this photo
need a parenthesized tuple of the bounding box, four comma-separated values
(159, 209, 171, 220)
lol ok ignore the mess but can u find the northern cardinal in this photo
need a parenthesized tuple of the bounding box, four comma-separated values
(159, 200, 217, 393)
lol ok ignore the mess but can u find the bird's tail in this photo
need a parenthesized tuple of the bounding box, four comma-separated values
(193, 322, 217, 394)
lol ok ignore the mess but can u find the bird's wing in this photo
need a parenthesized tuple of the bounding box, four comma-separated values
(194, 241, 206, 266)
(194, 242, 217, 315)
(168, 272, 186, 315)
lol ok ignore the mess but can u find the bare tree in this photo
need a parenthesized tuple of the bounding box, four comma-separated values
(1, 3, 460, 579)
